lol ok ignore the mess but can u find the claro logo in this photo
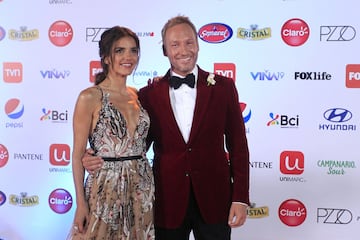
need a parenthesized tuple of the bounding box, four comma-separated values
(198, 23, 233, 43)
(281, 18, 310, 46)
(48, 20, 73, 47)
(279, 199, 307, 226)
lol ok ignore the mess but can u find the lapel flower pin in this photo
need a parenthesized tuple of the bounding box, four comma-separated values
(207, 73, 216, 86)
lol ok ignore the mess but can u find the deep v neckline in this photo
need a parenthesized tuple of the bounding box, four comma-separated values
(107, 101, 141, 139)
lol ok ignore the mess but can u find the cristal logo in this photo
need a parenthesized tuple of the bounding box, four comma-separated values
(0, 26, 6, 41)
(48, 20, 73, 47)
(5, 98, 24, 119)
(279, 199, 307, 226)
(280, 151, 304, 175)
(198, 23, 233, 43)
(281, 18, 310, 46)
(240, 102, 251, 123)
(214, 63, 236, 81)
(48, 188, 72, 214)
(90, 60, 102, 82)
(49, 144, 70, 166)
(346, 64, 360, 88)
(0, 144, 9, 168)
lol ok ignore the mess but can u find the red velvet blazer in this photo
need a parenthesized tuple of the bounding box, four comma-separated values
(138, 66, 249, 228)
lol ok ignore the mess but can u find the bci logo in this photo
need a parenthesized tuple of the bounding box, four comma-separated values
(267, 113, 299, 128)
(40, 108, 68, 122)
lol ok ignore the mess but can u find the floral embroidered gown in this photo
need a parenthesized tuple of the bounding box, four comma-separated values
(70, 87, 155, 240)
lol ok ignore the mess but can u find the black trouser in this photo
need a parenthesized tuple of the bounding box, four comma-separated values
(155, 187, 231, 240)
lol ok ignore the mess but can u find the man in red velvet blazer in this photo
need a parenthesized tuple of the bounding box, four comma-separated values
(82, 15, 249, 240)
(138, 16, 250, 240)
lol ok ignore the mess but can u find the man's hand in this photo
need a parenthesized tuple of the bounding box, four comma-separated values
(147, 76, 163, 85)
(82, 148, 103, 175)
(228, 203, 247, 228)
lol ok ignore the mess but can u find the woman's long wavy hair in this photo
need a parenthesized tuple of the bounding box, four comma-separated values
(95, 26, 140, 85)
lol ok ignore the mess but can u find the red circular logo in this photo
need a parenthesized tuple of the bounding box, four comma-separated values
(278, 199, 307, 226)
(48, 188, 73, 214)
(281, 18, 310, 46)
(48, 20, 73, 47)
(0, 144, 9, 168)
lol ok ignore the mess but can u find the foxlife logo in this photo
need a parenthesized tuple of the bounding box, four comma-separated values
(319, 108, 356, 131)
(346, 64, 360, 88)
(294, 72, 331, 80)
(90, 60, 102, 83)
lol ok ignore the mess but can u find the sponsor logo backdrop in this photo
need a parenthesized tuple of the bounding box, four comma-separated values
(0, 0, 359, 239)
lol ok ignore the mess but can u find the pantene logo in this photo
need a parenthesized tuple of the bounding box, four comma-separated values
(346, 64, 360, 88)
(48, 20, 73, 47)
(3, 62, 23, 83)
(281, 18, 310, 46)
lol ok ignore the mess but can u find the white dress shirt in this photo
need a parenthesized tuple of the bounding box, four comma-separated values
(169, 67, 198, 143)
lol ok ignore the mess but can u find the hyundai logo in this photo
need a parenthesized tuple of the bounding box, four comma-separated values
(323, 108, 352, 123)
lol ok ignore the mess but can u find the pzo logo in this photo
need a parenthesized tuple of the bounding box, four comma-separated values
(323, 108, 352, 123)
(317, 208, 352, 224)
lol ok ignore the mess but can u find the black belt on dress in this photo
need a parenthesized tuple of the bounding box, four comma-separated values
(102, 155, 143, 161)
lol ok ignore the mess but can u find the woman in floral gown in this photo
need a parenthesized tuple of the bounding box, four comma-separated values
(68, 26, 155, 240)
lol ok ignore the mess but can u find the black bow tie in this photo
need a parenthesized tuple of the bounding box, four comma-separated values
(169, 73, 195, 89)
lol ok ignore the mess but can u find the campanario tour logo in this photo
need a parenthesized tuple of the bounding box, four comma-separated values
(281, 18, 310, 46)
(48, 20, 73, 47)
(198, 23, 233, 43)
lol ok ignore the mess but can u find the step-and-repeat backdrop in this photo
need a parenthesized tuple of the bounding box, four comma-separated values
(0, 0, 359, 239)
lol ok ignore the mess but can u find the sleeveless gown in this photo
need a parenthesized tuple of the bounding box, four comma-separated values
(69, 87, 155, 240)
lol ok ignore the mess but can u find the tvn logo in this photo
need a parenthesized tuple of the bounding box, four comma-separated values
(346, 64, 360, 88)
(280, 150, 304, 175)
(214, 63, 236, 81)
(3, 62, 23, 83)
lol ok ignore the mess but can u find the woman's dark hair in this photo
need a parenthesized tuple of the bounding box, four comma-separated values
(95, 26, 140, 85)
